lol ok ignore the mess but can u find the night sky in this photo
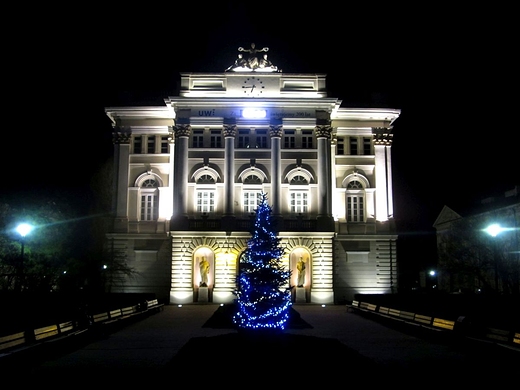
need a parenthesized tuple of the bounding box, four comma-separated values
(4, 5, 518, 277)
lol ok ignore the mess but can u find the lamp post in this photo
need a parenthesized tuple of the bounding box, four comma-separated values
(15, 223, 33, 292)
(484, 223, 504, 293)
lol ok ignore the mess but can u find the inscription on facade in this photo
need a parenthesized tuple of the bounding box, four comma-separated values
(194, 109, 314, 119)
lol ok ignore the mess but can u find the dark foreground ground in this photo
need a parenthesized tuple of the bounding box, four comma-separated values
(2, 303, 518, 386)
(160, 304, 519, 381)
(162, 304, 380, 375)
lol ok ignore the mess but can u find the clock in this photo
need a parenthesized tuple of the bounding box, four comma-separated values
(242, 77, 265, 97)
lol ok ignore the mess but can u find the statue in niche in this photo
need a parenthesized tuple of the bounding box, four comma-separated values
(297, 257, 306, 287)
(199, 257, 210, 287)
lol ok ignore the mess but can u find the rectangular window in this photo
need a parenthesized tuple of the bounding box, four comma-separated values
(147, 136, 155, 154)
(363, 137, 371, 155)
(161, 136, 169, 153)
(302, 130, 313, 149)
(284, 130, 295, 149)
(238, 130, 249, 148)
(243, 190, 262, 213)
(290, 192, 308, 213)
(210, 130, 222, 148)
(349, 137, 358, 155)
(347, 195, 364, 222)
(337, 137, 344, 155)
(133, 136, 142, 154)
(193, 130, 204, 148)
(197, 191, 215, 213)
(256, 130, 268, 148)
(140, 194, 158, 221)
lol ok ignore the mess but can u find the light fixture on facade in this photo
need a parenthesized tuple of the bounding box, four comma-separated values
(242, 108, 266, 119)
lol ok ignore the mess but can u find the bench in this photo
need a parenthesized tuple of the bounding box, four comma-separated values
(378, 306, 390, 315)
(59, 321, 75, 334)
(146, 299, 164, 312)
(0, 331, 27, 352)
(121, 305, 139, 318)
(92, 311, 110, 324)
(483, 327, 511, 343)
(398, 310, 415, 322)
(34, 324, 59, 341)
(414, 314, 433, 326)
(346, 300, 360, 312)
(432, 318, 455, 330)
(359, 302, 378, 312)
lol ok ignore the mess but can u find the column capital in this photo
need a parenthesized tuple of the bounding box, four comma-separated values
(167, 127, 175, 144)
(314, 125, 333, 139)
(222, 124, 237, 137)
(174, 124, 192, 138)
(112, 127, 131, 144)
(372, 127, 393, 146)
(268, 124, 283, 138)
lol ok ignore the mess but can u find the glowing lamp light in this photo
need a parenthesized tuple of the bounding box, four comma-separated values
(484, 223, 505, 237)
(242, 108, 266, 119)
(16, 223, 33, 238)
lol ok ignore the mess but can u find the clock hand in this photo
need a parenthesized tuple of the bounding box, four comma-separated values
(250, 85, 256, 93)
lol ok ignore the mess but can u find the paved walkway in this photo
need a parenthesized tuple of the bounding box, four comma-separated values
(5, 304, 518, 385)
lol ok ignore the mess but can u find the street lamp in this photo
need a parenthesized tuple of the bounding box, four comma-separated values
(484, 223, 504, 292)
(15, 223, 33, 292)
(428, 270, 437, 290)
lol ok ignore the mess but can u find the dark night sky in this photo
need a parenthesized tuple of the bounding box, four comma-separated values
(4, 5, 518, 273)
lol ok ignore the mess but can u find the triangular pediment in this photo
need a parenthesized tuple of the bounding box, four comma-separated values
(433, 205, 462, 229)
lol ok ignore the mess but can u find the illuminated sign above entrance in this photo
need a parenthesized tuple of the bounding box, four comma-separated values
(242, 108, 267, 118)
(192, 108, 314, 119)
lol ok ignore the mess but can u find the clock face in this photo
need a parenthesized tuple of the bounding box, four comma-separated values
(242, 77, 265, 97)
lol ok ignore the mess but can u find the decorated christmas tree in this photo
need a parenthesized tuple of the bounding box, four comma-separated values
(233, 193, 292, 331)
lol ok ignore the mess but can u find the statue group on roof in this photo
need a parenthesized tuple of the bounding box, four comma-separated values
(226, 43, 279, 72)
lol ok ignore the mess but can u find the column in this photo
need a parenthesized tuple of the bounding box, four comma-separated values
(223, 123, 237, 216)
(269, 124, 283, 216)
(314, 125, 333, 220)
(168, 127, 175, 219)
(112, 128, 131, 231)
(172, 123, 191, 223)
(372, 127, 393, 221)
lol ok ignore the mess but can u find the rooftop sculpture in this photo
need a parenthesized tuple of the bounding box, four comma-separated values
(225, 43, 279, 72)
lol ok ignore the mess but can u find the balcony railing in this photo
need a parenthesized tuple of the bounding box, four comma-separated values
(171, 214, 325, 232)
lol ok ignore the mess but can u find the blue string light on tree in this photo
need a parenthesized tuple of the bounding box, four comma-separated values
(233, 192, 292, 331)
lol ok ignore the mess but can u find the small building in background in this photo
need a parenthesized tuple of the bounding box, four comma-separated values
(433, 186, 520, 294)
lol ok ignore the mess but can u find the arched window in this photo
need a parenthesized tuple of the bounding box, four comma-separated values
(290, 175, 309, 213)
(191, 167, 219, 214)
(291, 175, 308, 185)
(140, 178, 159, 221)
(196, 175, 216, 213)
(242, 173, 263, 213)
(198, 174, 215, 184)
(285, 168, 313, 214)
(347, 180, 363, 189)
(243, 174, 262, 184)
(238, 167, 267, 214)
(346, 179, 365, 222)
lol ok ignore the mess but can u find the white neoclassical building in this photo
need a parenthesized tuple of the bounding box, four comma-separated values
(105, 44, 400, 304)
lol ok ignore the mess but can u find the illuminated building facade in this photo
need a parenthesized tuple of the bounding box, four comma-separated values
(105, 44, 400, 304)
